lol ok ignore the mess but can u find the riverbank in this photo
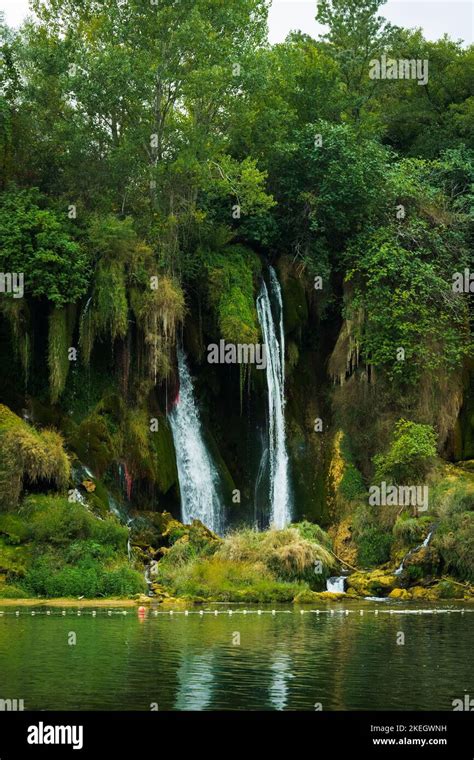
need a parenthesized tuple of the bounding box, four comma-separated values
(0, 597, 140, 607)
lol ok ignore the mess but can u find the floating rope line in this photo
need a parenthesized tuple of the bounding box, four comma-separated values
(0, 608, 471, 617)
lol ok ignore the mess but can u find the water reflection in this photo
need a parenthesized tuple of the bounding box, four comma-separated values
(175, 651, 215, 710)
(269, 651, 294, 710)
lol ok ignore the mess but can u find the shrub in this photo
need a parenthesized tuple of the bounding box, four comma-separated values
(373, 419, 437, 484)
(355, 524, 393, 568)
(157, 556, 306, 602)
(22, 556, 145, 598)
(0, 583, 29, 599)
(0, 513, 31, 544)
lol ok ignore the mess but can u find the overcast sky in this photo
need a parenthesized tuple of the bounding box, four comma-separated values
(1, 0, 472, 44)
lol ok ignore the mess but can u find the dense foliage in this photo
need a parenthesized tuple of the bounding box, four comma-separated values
(0, 0, 472, 597)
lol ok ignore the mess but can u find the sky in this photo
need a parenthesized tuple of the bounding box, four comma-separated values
(1, 0, 473, 45)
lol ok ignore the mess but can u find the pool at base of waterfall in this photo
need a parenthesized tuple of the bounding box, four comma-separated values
(0, 602, 472, 711)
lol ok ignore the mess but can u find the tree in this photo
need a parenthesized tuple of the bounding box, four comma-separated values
(316, 0, 397, 121)
(0, 187, 89, 306)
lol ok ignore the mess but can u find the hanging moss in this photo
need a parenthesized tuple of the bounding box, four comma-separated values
(123, 408, 179, 496)
(48, 305, 76, 403)
(279, 271, 309, 336)
(0, 299, 31, 387)
(130, 276, 185, 383)
(124, 407, 155, 480)
(80, 260, 128, 363)
(0, 404, 70, 510)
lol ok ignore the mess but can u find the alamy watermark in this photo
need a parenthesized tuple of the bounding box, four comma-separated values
(0, 698, 24, 711)
(452, 694, 474, 710)
(207, 340, 267, 370)
(369, 54, 429, 85)
(0, 272, 24, 299)
(452, 268, 474, 293)
(27, 721, 83, 750)
(369, 481, 429, 512)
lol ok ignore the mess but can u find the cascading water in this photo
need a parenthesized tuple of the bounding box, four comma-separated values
(394, 530, 434, 576)
(169, 347, 224, 534)
(256, 267, 292, 528)
(326, 576, 346, 593)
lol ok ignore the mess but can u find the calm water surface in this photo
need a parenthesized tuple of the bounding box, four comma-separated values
(0, 603, 472, 711)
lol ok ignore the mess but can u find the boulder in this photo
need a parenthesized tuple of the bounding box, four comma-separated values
(388, 588, 412, 600)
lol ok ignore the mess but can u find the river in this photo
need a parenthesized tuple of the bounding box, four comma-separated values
(0, 601, 472, 711)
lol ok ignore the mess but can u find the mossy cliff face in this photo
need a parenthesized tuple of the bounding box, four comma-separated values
(0, 237, 473, 600)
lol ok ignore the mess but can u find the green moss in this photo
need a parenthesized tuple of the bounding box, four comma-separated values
(433, 511, 474, 581)
(455, 362, 474, 460)
(280, 272, 308, 335)
(69, 413, 118, 476)
(130, 276, 185, 382)
(0, 299, 31, 386)
(293, 521, 332, 547)
(150, 421, 178, 494)
(392, 514, 432, 548)
(202, 244, 261, 344)
(352, 504, 394, 568)
(339, 434, 366, 500)
(432, 579, 465, 599)
(430, 462, 474, 519)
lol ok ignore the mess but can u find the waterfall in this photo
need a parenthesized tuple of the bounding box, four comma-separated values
(394, 530, 433, 576)
(256, 267, 292, 528)
(169, 347, 223, 534)
(326, 576, 346, 593)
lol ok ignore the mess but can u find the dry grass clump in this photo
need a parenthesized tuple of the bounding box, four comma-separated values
(0, 404, 70, 509)
(218, 526, 336, 585)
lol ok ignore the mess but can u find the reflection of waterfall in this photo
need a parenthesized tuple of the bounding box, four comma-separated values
(269, 652, 293, 710)
(326, 576, 346, 593)
(174, 652, 215, 711)
(169, 348, 223, 534)
(394, 530, 433, 576)
(256, 267, 291, 529)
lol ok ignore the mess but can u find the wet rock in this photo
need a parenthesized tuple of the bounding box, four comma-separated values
(347, 569, 398, 597)
(388, 588, 412, 600)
